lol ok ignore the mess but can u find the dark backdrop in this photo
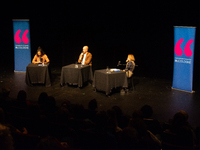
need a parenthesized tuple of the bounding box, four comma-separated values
(1, 1, 200, 89)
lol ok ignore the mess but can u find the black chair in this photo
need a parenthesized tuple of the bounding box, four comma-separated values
(127, 75, 134, 91)
(127, 64, 138, 91)
(117, 61, 138, 91)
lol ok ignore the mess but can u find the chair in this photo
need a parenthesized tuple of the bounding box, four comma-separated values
(127, 75, 134, 91)
(127, 63, 138, 91)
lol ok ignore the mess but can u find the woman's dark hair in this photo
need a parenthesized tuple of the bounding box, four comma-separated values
(140, 105, 153, 118)
(88, 99, 97, 110)
(171, 111, 189, 130)
(112, 106, 123, 116)
(36, 46, 45, 56)
(17, 90, 27, 102)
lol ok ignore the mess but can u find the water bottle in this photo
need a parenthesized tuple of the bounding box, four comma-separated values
(120, 89, 125, 95)
(106, 66, 109, 73)
(75, 62, 78, 68)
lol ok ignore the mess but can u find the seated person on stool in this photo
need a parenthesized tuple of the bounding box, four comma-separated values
(32, 46, 50, 64)
(123, 54, 135, 91)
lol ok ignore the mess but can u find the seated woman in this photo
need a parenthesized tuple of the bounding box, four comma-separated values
(32, 46, 50, 64)
(124, 54, 135, 91)
(124, 54, 135, 78)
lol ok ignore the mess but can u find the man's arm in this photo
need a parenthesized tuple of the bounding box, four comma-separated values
(85, 53, 92, 65)
(78, 53, 82, 63)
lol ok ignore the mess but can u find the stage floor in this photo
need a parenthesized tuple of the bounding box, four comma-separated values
(1, 68, 200, 127)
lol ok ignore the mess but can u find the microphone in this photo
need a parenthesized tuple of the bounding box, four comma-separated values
(81, 52, 84, 58)
(39, 56, 42, 62)
(79, 52, 84, 60)
(117, 61, 126, 66)
(117, 61, 121, 66)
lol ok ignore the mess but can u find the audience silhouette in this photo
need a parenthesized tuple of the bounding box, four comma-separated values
(0, 88, 199, 150)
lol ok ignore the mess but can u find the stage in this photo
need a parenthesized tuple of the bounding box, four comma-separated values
(1, 67, 200, 127)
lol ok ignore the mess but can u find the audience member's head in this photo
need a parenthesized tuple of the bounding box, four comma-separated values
(88, 99, 97, 111)
(95, 111, 107, 129)
(178, 110, 189, 121)
(129, 117, 147, 139)
(112, 106, 123, 117)
(47, 96, 56, 110)
(170, 110, 190, 134)
(72, 104, 85, 119)
(38, 92, 48, 103)
(140, 105, 153, 118)
(112, 106, 129, 129)
(39, 96, 56, 113)
(172, 110, 188, 127)
(0, 124, 14, 150)
(57, 107, 70, 123)
(61, 100, 71, 111)
(17, 90, 27, 102)
(170, 111, 194, 146)
(107, 109, 118, 128)
(38, 92, 48, 108)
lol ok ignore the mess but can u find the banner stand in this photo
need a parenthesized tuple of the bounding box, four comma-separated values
(171, 87, 195, 93)
(172, 26, 196, 93)
(13, 19, 31, 72)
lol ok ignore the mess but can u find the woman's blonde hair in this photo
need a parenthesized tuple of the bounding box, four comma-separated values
(128, 54, 135, 61)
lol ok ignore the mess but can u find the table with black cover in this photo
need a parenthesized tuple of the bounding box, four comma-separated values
(25, 63, 51, 87)
(93, 69, 128, 95)
(60, 64, 93, 87)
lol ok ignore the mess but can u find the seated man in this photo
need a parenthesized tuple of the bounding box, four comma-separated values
(78, 46, 92, 65)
